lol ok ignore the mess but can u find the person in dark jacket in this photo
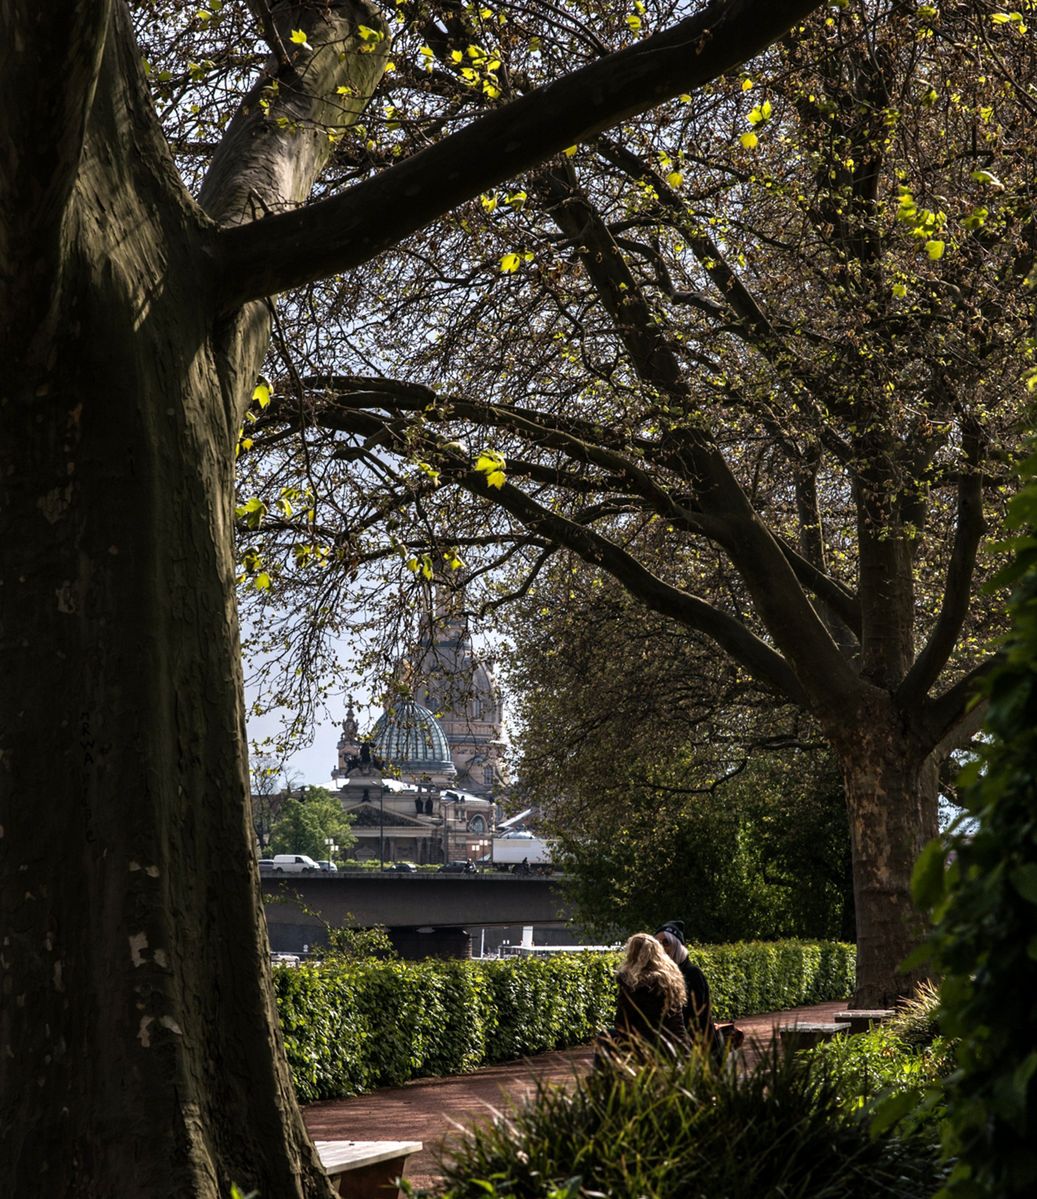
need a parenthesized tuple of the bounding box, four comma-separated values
(610, 932, 690, 1054)
(655, 921, 724, 1060)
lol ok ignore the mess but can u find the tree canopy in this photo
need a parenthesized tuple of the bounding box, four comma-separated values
(501, 570, 854, 941)
(269, 786, 357, 860)
(239, 0, 1036, 1002)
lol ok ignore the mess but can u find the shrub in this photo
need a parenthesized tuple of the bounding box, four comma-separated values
(884, 980, 941, 1049)
(812, 1023, 955, 1142)
(273, 940, 854, 1101)
(432, 1041, 944, 1198)
(693, 939, 856, 1018)
(912, 460, 1037, 1197)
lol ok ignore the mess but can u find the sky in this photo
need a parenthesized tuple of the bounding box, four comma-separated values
(245, 694, 378, 790)
(247, 710, 341, 788)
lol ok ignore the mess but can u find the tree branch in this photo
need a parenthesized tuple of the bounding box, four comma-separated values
(898, 420, 989, 707)
(213, 0, 825, 307)
(199, 0, 388, 226)
(535, 161, 861, 710)
(459, 469, 809, 706)
(304, 402, 809, 703)
(917, 656, 998, 754)
(298, 378, 731, 540)
(775, 534, 861, 637)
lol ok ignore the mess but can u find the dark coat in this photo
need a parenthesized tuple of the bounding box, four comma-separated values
(676, 958, 723, 1058)
(613, 980, 689, 1051)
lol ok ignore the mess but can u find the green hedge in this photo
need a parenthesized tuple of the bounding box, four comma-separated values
(694, 939, 856, 1019)
(274, 940, 855, 1101)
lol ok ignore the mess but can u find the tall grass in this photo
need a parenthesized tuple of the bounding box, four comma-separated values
(431, 1042, 943, 1198)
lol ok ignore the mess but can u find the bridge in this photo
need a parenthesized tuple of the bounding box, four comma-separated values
(262, 871, 574, 958)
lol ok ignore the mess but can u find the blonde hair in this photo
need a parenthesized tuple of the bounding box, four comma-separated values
(617, 932, 687, 1015)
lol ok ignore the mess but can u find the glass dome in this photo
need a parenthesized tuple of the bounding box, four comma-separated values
(371, 699, 456, 776)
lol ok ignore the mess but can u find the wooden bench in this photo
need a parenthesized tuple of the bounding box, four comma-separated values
(832, 1009, 897, 1035)
(778, 1021, 851, 1050)
(315, 1139, 422, 1198)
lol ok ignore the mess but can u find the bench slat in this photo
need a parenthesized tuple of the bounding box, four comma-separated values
(316, 1140, 422, 1171)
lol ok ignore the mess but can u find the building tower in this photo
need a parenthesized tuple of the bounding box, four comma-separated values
(412, 587, 507, 798)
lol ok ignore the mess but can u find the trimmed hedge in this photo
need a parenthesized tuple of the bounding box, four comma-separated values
(274, 939, 855, 1101)
(694, 939, 856, 1019)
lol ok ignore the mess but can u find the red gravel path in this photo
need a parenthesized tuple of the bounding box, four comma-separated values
(302, 1000, 848, 1191)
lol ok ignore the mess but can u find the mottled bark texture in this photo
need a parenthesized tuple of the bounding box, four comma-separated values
(0, 3, 384, 1195)
(0, 0, 825, 1193)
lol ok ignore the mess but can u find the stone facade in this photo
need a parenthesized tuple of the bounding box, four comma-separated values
(412, 598, 507, 799)
(332, 700, 494, 864)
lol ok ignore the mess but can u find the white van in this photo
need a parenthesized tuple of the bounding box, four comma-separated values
(271, 854, 319, 873)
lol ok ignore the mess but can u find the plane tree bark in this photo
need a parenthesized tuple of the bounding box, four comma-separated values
(0, 0, 824, 1194)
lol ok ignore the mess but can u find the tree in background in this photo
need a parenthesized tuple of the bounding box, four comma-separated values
(246, 1, 1035, 1003)
(251, 752, 295, 852)
(505, 574, 853, 942)
(1, 0, 821, 1192)
(269, 787, 357, 862)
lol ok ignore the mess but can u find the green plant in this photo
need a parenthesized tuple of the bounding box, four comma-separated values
(812, 1024, 954, 1140)
(321, 923, 397, 962)
(885, 980, 941, 1049)
(432, 1040, 944, 1198)
(268, 786, 356, 860)
(913, 455, 1037, 1198)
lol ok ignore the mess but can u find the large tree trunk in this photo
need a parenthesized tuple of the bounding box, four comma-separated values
(0, 10, 336, 1198)
(1, 280, 331, 1195)
(830, 697, 938, 1007)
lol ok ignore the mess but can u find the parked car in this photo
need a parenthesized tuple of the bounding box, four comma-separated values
(258, 859, 276, 873)
(386, 861, 417, 872)
(439, 860, 476, 874)
(316, 860, 338, 873)
(270, 853, 319, 873)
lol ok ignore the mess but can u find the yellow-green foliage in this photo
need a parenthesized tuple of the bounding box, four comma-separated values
(273, 940, 855, 1101)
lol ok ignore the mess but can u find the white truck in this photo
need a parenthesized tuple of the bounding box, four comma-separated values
(269, 853, 320, 874)
(491, 832, 553, 873)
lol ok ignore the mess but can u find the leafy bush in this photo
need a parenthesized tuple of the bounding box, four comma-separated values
(431, 1041, 944, 1198)
(914, 458, 1037, 1198)
(693, 939, 856, 1019)
(812, 1023, 955, 1142)
(273, 940, 854, 1101)
(884, 980, 941, 1049)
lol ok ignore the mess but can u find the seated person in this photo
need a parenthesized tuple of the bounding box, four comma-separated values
(655, 920, 724, 1060)
(610, 932, 690, 1054)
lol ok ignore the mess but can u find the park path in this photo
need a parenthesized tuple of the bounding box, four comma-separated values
(302, 999, 848, 1191)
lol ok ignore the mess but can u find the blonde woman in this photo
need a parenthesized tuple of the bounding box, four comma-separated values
(612, 932, 690, 1050)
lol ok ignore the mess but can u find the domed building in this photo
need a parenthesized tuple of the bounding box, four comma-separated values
(332, 698, 494, 865)
(412, 594, 508, 799)
(370, 699, 456, 787)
